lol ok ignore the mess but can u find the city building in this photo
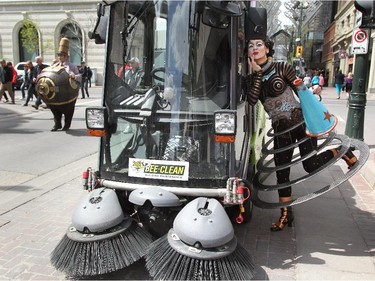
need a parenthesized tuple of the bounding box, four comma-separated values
(331, 0, 374, 95)
(333, 1, 356, 77)
(322, 22, 336, 86)
(0, 0, 105, 85)
(282, 0, 374, 95)
(1, 0, 375, 95)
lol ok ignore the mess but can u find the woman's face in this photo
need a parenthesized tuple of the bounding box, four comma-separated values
(248, 40, 269, 63)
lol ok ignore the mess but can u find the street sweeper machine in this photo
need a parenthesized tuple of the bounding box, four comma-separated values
(50, 0, 370, 280)
(51, 1, 260, 279)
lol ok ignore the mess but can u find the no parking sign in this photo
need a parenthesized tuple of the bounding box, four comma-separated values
(352, 27, 369, 54)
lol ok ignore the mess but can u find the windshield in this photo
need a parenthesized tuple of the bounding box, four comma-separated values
(100, 0, 246, 188)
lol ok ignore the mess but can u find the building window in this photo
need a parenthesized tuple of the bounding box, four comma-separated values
(18, 21, 39, 61)
(60, 23, 83, 66)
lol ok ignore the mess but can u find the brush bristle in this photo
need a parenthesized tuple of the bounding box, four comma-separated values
(145, 235, 255, 280)
(51, 223, 153, 277)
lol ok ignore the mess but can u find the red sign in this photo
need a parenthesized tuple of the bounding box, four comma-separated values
(354, 29, 367, 43)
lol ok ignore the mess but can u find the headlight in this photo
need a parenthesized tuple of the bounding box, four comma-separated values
(85, 107, 107, 136)
(214, 110, 236, 135)
(214, 110, 236, 143)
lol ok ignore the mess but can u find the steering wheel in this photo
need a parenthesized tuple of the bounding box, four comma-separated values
(150, 67, 165, 82)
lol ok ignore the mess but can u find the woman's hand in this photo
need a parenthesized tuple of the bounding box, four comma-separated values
(248, 56, 261, 73)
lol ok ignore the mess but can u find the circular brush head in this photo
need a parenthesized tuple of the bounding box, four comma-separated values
(145, 197, 255, 280)
(51, 220, 153, 277)
(51, 188, 154, 277)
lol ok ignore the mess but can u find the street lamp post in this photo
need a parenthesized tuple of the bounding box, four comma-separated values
(344, 0, 375, 140)
(297, 3, 303, 47)
(344, 53, 369, 141)
(294, 1, 308, 48)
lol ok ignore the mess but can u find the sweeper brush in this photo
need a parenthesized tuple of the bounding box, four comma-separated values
(50, 188, 153, 277)
(145, 197, 255, 280)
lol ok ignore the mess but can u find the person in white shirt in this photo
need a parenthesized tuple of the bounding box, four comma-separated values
(302, 74, 311, 88)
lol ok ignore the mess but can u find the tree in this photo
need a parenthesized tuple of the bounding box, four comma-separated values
(257, 0, 282, 36)
(20, 20, 39, 55)
(60, 22, 83, 65)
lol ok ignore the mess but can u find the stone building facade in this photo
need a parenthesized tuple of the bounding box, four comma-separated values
(301, 0, 334, 71)
(331, 0, 374, 95)
(0, 0, 105, 85)
(322, 22, 336, 87)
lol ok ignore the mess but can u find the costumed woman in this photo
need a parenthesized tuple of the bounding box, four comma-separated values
(245, 35, 358, 231)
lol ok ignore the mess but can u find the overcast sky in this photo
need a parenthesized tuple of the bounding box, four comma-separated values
(279, 0, 293, 26)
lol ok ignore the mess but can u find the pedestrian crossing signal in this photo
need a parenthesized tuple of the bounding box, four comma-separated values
(296, 46, 303, 57)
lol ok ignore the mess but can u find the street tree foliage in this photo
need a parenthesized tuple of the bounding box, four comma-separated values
(60, 22, 83, 65)
(61, 23, 82, 55)
(20, 20, 39, 55)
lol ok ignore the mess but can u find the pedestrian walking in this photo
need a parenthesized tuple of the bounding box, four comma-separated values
(0, 59, 15, 104)
(32, 56, 49, 110)
(319, 73, 325, 89)
(7, 61, 17, 95)
(311, 72, 319, 86)
(303, 74, 311, 88)
(334, 69, 345, 99)
(23, 61, 38, 106)
(87, 66, 93, 87)
(344, 72, 353, 97)
(20, 64, 28, 99)
(79, 61, 89, 98)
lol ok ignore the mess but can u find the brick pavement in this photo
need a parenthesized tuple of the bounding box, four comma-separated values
(0, 178, 83, 280)
(0, 158, 374, 280)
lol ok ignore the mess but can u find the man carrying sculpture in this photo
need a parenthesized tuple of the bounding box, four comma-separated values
(36, 38, 81, 131)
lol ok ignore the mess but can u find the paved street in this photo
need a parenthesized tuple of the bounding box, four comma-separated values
(0, 86, 374, 280)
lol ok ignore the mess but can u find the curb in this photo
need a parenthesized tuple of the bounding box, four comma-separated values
(0, 153, 97, 215)
(362, 151, 375, 189)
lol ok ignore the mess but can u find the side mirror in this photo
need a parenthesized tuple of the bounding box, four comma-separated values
(206, 1, 242, 17)
(88, 3, 108, 44)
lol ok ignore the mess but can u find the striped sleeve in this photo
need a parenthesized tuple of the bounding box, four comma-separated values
(246, 72, 263, 106)
(281, 62, 298, 94)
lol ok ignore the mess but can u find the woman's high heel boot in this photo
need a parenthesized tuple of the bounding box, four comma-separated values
(331, 146, 358, 169)
(270, 196, 294, 231)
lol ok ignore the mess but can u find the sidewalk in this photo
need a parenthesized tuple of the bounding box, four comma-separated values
(240, 161, 375, 280)
(320, 86, 375, 101)
(240, 87, 375, 279)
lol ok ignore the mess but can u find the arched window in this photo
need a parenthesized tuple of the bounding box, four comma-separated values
(19, 21, 39, 61)
(60, 23, 83, 66)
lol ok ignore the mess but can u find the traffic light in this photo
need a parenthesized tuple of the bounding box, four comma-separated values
(355, 0, 375, 28)
(296, 46, 303, 57)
